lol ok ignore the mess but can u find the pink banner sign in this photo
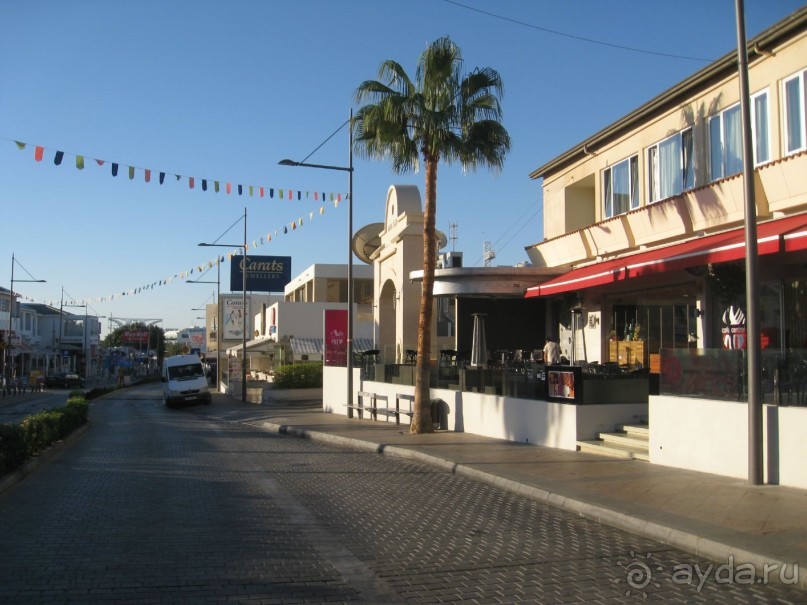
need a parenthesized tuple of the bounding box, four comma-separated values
(324, 309, 347, 367)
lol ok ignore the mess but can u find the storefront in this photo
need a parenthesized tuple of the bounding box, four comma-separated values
(527, 212, 807, 398)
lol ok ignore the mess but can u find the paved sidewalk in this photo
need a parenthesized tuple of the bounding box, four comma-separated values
(208, 392, 807, 592)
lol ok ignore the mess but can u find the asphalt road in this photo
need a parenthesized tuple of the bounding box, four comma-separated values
(0, 384, 803, 604)
(0, 389, 74, 424)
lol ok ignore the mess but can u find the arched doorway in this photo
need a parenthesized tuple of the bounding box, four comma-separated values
(378, 280, 398, 362)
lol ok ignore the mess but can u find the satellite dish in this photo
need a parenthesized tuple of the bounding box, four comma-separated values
(352, 223, 384, 264)
(352, 223, 449, 264)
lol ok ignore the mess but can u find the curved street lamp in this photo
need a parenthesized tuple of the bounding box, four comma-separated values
(278, 110, 355, 416)
(198, 207, 247, 402)
(6, 254, 46, 385)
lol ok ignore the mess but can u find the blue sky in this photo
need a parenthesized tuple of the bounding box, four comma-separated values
(1, 0, 803, 334)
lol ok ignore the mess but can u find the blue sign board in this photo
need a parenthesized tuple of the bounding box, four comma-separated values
(230, 255, 292, 293)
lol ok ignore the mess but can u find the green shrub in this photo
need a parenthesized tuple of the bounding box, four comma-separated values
(0, 394, 90, 477)
(272, 362, 323, 389)
(21, 410, 63, 456)
(66, 397, 89, 424)
(0, 424, 27, 475)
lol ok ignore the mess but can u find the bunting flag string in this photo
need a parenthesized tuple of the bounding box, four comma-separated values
(6, 137, 347, 205)
(6, 136, 347, 308)
(30, 194, 345, 309)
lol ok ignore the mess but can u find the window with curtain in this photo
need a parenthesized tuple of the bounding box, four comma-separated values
(709, 104, 742, 181)
(647, 127, 694, 203)
(784, 70, 806, 155)
(751, 90, 770, 165)
(603, 155, 638, 218)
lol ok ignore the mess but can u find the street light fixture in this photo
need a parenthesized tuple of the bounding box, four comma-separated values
(198, 207, 248, 402)
(278, 109, 355, 416)
(6, 254, 46, 386)
(63, 303, 89, 385)
(189, 277, 220, 383)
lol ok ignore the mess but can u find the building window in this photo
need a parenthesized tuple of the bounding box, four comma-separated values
(647, 128, 694, 203)
(709, 104, 742, 181)
(603, 155, 639, 218)
(354, 280, 374, 305)
(752, 89, 770, 164)
(784, 70, 806, 155)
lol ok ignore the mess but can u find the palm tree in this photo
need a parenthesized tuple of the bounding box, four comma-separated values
(353, 36, 510, 434)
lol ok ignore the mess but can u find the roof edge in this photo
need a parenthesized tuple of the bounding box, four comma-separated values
(529, 6, 807, 181)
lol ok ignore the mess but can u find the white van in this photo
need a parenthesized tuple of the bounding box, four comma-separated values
(162, 354, 211, 407)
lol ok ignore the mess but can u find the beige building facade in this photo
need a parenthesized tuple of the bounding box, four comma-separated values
(527, 7, 807, 369)
(525, 7, 807, 487)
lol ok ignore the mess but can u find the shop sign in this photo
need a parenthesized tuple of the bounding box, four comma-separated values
(222, 297, 249, 341)
(721, 305, 746, 349)
(123, 329, 149, 344)
(230, 255, 291, 293)
(228, 356, 242, 381)
(324, 309, 347, 367)
(547, 369, 576, 400)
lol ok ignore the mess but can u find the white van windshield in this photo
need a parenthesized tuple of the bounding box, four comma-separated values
(168, 363, 205, 380)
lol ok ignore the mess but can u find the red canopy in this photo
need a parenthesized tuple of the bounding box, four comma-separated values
(526, 212, 807, 298)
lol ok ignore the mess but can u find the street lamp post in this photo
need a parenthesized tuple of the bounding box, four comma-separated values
(199, 207, 248, 402)
(188, 259, 221, 391)
(6, 254, 46, 386)
(279, 109, 354, 416)
(64, 303, 89, 385)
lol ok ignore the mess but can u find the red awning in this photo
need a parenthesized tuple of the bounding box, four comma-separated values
(525, 212, 807, 298)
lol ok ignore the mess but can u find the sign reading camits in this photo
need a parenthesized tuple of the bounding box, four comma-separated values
(230, 255, 291, 293)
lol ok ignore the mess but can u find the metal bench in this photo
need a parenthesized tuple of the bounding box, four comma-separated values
(347, 391, 375, 419)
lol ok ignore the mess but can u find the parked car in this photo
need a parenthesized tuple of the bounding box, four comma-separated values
(44, 372, 85, 389)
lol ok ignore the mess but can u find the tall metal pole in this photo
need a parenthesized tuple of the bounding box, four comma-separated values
(735, 0, 763, 485)
(7, 254, 14, 384)
(242, 207, 248, 402)
(84, 306, 88, 385)
(347, 109, 354, 415)
(277, 113, 354, 412)
(216, 257, 221, 391)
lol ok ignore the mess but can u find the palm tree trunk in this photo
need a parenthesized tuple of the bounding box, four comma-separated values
(412, 157, 438, 434)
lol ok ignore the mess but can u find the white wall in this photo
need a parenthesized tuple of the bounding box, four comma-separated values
(650, 395, 807, 489)
(326, 374, 645, 451)
(323, 365, 357, 414)
(273, 302, 373, 341)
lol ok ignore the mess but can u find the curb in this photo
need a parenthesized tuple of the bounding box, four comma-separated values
(254, 419, 806, 592)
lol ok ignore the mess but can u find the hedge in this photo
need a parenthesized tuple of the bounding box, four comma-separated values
(271, 362, 323, 389)
(0, 395, 89, 477)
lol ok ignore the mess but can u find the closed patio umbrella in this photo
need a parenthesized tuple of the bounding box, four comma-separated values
(470, 313, 488, 368)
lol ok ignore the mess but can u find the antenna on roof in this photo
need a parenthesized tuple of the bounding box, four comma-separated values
(448, 221, 458, 252)
(483, 241, 496, 267)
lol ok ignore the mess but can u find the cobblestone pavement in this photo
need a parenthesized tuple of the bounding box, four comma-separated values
(0, 384, 804, 604)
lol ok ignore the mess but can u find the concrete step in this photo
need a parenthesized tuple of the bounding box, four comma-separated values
(599, 431, 649, 449)
(618, 423, 649, 438)
(577, 439, 651, 461)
